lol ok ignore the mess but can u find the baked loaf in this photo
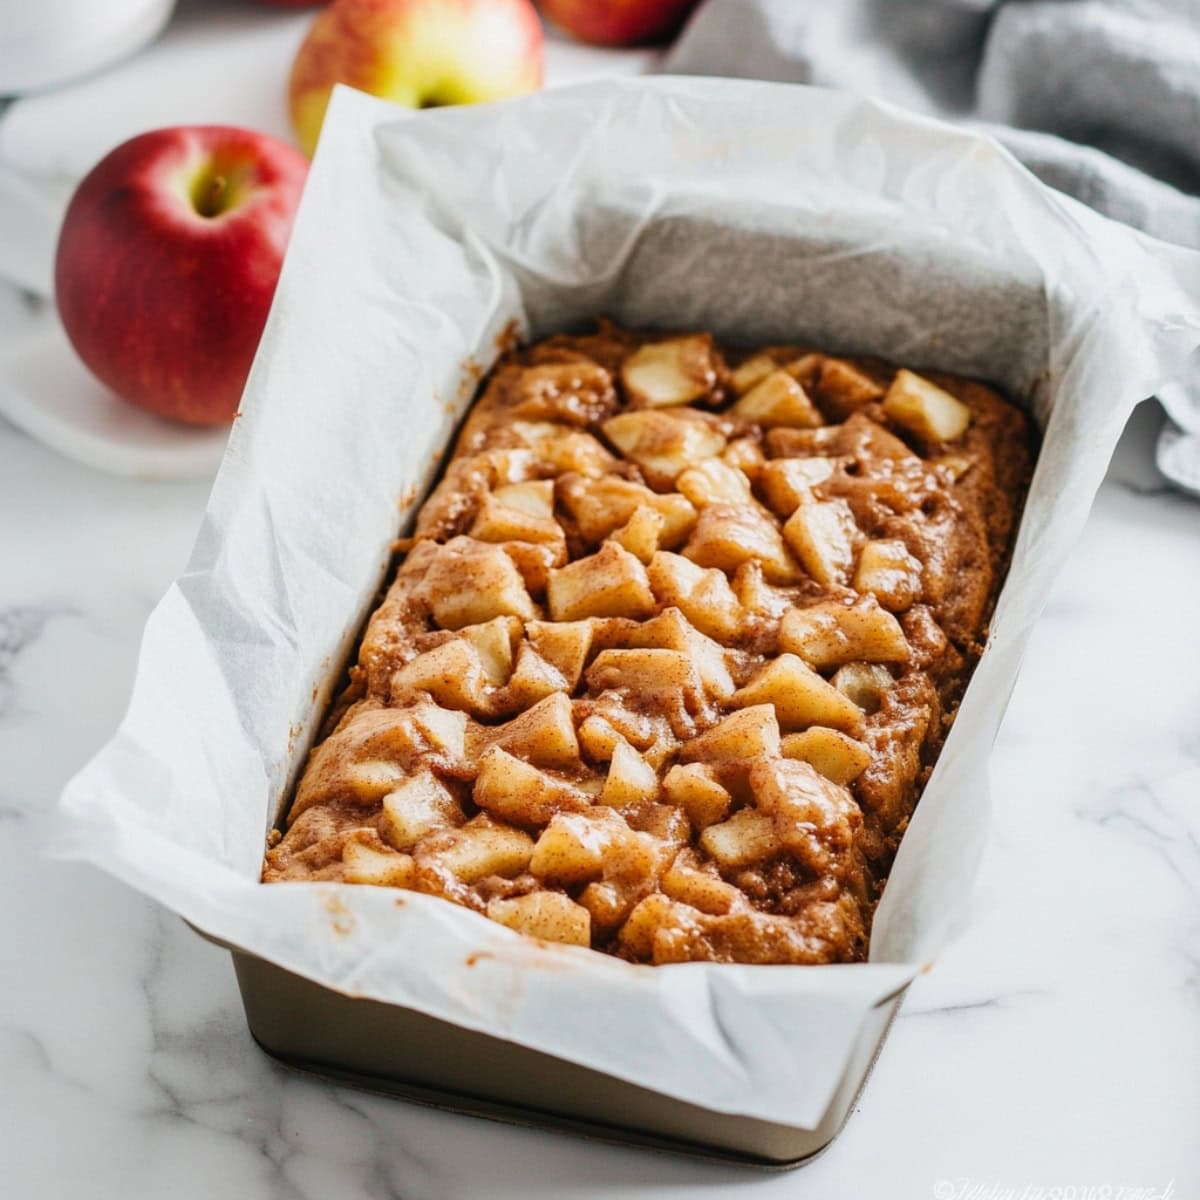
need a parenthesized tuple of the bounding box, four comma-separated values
(263, 322, 1034, 965)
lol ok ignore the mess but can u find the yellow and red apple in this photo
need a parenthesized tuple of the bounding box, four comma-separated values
(289, 0, 544, 156)
(54, 126, 308, 426)
(539, 0, 699, 46)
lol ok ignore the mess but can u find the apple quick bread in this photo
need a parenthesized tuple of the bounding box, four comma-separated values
(263, 321, 1034, 965)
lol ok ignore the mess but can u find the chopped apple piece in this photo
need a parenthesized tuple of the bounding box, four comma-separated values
(569, 833, 670, 916)
(727, 565, 786, 629)
(501, 539, 566, 594)
(545, 431, 619, 477)
(589, 617, 644, 653)
(602, 410, 727, 488)
(646, 550, 742, 643)
(749, 757, 861, 874)
(638, 739, 679, 776)
(470, 493, 563, 545)
(342, 837, 415, 888)
(780, 353, 824, 389)
(501, 643, 569, 711)
(577, 714, 623, 764)
(722, 436, 766, 479)
(529, 808, 630, 884)
(675, 458, 753, 508)
(645, 491, 702, 549)
(831, 662, 894, 715)
(380, 770, 462, 850)
(588, 648, 687, 696)
(488, 693, 580, 770)
(510, 421, 616, 477)
(459, 616, 522, 685)
(627, 607, 735, 700)
(628, 804, 689, 849)
(586, 649, 708, 733)
(473, 745, 593, 827)
(423, 538, 537, 628)
(680, 705, 781, 763)
(292, 704, 464, 816)
(410, 703, 468, 760)
(730, 353, 777, 395)
(578, 880, 634, 934)
(732, 369, 823, 428)
(547, 541, 656, 622)
(620, 334, 720, 408)
(576, 696, 679, 764)
(510, 361, 616, 426)
(662, 850, 742, 914)
(683, 503, 799, 584)
(605, 813, 673, 867)
(782, 497, 861, 588)
(479, 446, 540, 486)
(781, 727, 872, 786)
(779, 598, 910, 669)
(853, 538, 924, 611)
(487, 891, 591, 947)
(618, 893, 686, 960)
(419, 814, 533, 883)
(662, 762, 732, 829)
(524, 619, 594, 690)
(759, 457, 836, 518)
(390, 639, 493, 715)
(508, 417, 578, 448)
(492, 479, 555, 519)
(610, 504, 664, 563)
(764, 425, 840, 459)
(558, 474, 697, 547)
(817, 358, 884, 414)
(700, 807, 780, 869)
(882, 369, 971, 443)
(337, 760, 410, 804)
(730, 654, 863, 732)
(600, 740, 660, 808)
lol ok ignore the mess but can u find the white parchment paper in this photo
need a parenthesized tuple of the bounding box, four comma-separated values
(56, 79, 1200, 1129)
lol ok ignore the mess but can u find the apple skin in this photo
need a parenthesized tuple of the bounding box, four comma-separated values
(539, 0, 699, 46)
(54, 126, 308, 427)
(289, 0, 543, 156)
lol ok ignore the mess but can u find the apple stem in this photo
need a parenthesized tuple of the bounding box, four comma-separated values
(200, 174, 228, 217)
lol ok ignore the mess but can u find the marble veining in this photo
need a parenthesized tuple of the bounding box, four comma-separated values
(1, 400, 1196, 1198)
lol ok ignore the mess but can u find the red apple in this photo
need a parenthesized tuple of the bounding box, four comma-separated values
(539, 0, 698, 46)
(289, 0, 543, 156)
(54, 127, 308, 426)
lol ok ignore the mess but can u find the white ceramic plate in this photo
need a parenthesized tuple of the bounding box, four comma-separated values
(0, 0, 176, 95)
(0, 314, 227, 480)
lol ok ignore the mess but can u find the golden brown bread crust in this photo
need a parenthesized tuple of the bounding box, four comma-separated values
(263, 321, 1035, 965)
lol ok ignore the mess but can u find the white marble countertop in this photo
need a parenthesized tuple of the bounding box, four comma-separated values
(2, 394, 1196, 1198)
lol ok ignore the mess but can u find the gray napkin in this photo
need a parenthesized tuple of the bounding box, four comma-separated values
(666, 0, 1200, 493)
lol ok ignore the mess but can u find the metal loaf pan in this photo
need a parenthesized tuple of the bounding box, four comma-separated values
(224, 940, 906, 1166)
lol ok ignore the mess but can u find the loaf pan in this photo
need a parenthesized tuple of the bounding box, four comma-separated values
(213, 932, 905, 1166)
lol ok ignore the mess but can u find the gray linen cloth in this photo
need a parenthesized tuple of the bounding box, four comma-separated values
(666, 0, 1200, 493)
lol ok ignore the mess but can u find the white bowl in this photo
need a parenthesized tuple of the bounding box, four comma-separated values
(0, 0, 175, 95)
